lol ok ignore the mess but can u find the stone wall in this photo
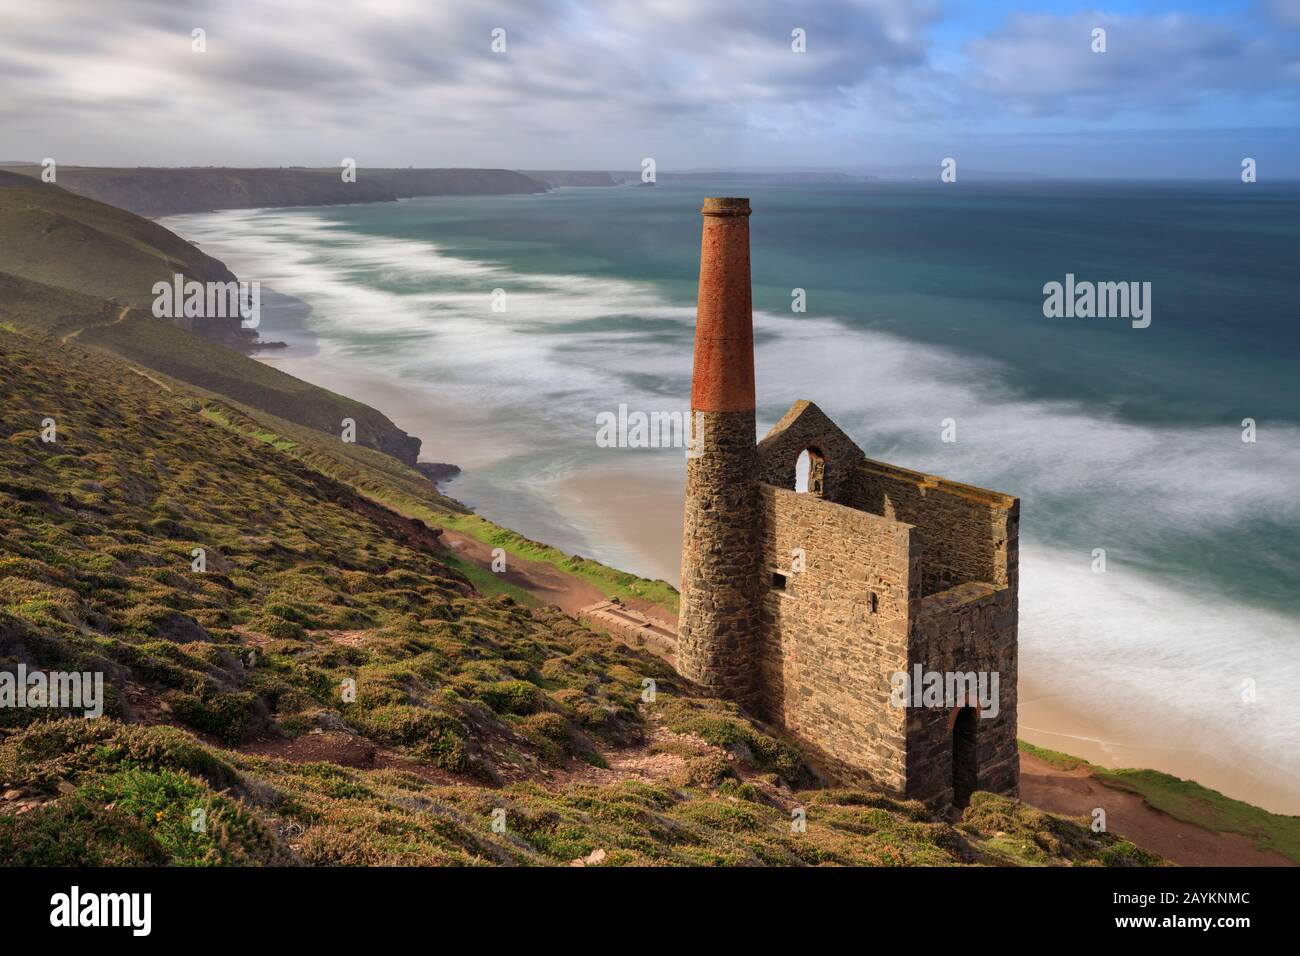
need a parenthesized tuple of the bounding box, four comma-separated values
(749, 454, 1019, 808)
(905, 579, 1020, 807)
(754, 484, 916, 792)
(756, 400, 864, 504)
(847, 459, 1018, 597)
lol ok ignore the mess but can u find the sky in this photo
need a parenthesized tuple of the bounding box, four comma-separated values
(1, 0, 1298, 177)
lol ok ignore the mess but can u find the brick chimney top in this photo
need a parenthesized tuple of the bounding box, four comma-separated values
(701, 197, 751, 217)
(691, 197, 755, 412)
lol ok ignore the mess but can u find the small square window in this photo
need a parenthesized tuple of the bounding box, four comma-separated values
(771, 571, 788, 591)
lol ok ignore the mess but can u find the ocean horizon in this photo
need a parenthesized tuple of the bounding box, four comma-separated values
(163, 179, 1300, 813)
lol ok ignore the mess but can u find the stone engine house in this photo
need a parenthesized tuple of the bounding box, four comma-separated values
(678, 198, 1020, 809)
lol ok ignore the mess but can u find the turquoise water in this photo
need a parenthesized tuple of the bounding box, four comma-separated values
(165, 181, 1300, 806)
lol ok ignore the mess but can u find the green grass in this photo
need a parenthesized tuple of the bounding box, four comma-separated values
(959, 790, 1164, 867)
(200, 406, 298, 453)
(439, 513, 680, 613)
(1017, 739, 1090, 771)
(440, 551, 540, 606)
(0, 718, 1162, 867)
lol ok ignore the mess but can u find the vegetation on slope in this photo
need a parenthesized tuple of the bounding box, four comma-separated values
(196, 394, 679, 611)
(0, 176, 676, 607)
(0, 327, 1158, 866)
(0, 272, 421, 466)
(0, 175, 237, 325)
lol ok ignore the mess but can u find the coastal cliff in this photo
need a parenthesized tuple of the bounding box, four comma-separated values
(0, 172, 243, 343)
(0, 175, 423, 467)
(519, 170, 620, 187)
(0, 166, 549, 217)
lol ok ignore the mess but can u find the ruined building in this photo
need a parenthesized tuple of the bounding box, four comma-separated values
(678, 198, 1019, 809)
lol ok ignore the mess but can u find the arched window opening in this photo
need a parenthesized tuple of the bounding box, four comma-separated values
(794, 448, 825, 497)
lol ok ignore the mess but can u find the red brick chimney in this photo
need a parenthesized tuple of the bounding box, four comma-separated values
(678, 197, 759, 706)
(691, 197, 755, 413)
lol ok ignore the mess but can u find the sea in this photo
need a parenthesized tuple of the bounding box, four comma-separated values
(163, 180, 1300, 811)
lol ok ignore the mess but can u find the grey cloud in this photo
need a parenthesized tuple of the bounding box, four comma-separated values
(965, 12, 1300, 118)
(4, 0, 1295, 169)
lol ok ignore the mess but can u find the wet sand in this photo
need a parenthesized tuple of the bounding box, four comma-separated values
(1018, 687, 1300, 816)
(550, 466, 686, 586)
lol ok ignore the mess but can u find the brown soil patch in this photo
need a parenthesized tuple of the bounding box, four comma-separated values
(313, 629, 370, 648)
(122, 680, 173, 725)
(439, 528, 606, 615)
(1019, 752, 1294, 867)
(241, 730, 380, 769)
(237, 729, 465, 786)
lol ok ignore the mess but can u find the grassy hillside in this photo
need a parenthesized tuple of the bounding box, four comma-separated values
(195, 397, 680, 611)
(0, 272, 422, 466)
(0, 175, 241, 339)
(0, 326, 1159, 866)
(0, 170, 675, 607)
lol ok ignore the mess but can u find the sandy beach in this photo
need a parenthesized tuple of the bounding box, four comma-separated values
(550, 467, 685, 585)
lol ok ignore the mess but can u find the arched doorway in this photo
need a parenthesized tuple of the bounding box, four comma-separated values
(951, 706, 978, 809)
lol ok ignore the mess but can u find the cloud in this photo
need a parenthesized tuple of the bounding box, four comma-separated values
(1262, 0, 1300, 29)
(964, 11, 1300, 118)
(2, 0, 1298, 169)
(0, 0, 939, 161)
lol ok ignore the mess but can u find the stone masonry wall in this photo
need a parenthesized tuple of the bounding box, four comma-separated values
(755, 400, 864, 504)
(905, 579, 1019, 807)
(678, 409, 761, 706)
(847, 459, 1018, 597)
(754, 484, 917, 792)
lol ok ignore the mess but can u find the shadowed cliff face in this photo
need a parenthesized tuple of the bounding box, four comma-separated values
(1, 166, 549, 217)
(0, 175, 239, 338)
(0, 177, 424, 468)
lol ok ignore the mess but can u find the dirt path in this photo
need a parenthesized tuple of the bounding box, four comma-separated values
(438, 527, 608, 615)
(61, 304, 130, 344)
(127, 366, 172, 391)
(1019, 752, 1293, 867)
